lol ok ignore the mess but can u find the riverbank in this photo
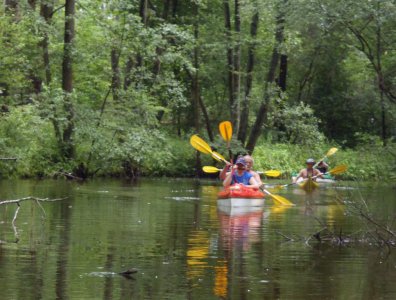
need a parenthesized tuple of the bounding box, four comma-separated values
(0, 131, 394, 181)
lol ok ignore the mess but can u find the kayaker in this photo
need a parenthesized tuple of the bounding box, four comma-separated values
(219, 155, 262, 184)
(292, 158, 323, 183)
(223, 157, 260, 189)
(316, 160, 329, 174)
(244, 155, 263, 184)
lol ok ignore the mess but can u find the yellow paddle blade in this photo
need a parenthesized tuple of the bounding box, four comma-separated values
(270, 205, 291, 214)
(270, 193, 295, 206)
(261, 186, 294, 206)
(328, 164, 348, 175)
(190, 135, 212, 154)
(263, 170, 281, 178)
(219, 121, 233, 142)
(326, 147, 338, 157)
(212, 151, 226, 162)
(202, 166, 221, 173)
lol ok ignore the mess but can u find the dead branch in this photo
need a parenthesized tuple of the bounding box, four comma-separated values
(0, 196, 67, 205)
(0, 196, 67, 243)
(53, 170, 84, 181)
(276, 231, 295, 242)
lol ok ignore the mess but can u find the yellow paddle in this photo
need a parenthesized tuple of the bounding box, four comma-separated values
(259, 185, 295, 206)
(202, 166, 281, 178)
(219, 121, 232, 143)
(276, 164, 348, 189)
(190, 135, 228, 163)
(219, 121, 233, 160)
(212, 151, 226, 163)
(314, 147, 338, 167)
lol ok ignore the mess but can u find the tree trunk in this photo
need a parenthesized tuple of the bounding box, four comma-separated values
(40, 0, 53, 85)
(192, 5, 200, 134)
(297, 55, 316, 102)
(224, 0, 235, 125)
(198, 96, 214, 142)
(238, 8, 259, 143)
(139, 0, 148, 25)
(111, 48, 121, 101)
(162, 0, 171, 19)
(245, 1, 286, 153)
(61, 0, 76, 159)
(28, 0, 36, 10)
(376, 3, 386, 146)
(192, 3, 203, 173)
(4, 0, 18, 14)
(172, 0, 178, 18)
(232, 0, 241, 134)
(278, 54, 287, 91)
(123, 57, 134, 90)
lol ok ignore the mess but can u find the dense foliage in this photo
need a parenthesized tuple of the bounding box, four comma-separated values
(0, 0, 395, 180)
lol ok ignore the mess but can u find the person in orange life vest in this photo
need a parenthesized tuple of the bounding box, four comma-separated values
(292, 158, 323, 183)
(223, 157, 260, 189)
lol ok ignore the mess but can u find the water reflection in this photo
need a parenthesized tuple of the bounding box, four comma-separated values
(216, 204, 268, 298)
(0, 179, 396, 299)
(187, 230, 209, 280)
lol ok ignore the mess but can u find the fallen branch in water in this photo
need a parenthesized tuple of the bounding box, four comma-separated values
(0, 196, 67, 206)
(53, 170, 84, 181)
(0, 196, 67, 243)
(277, 191, 396, 250)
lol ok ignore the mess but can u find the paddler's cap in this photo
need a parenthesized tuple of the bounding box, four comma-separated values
(235, 157, 247, 166)
(306, 158, 315, 164)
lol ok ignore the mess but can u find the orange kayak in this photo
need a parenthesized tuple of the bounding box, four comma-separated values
(217, 184, 265, 208)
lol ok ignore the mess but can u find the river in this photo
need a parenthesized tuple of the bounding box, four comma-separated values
(0, 178, 395, 299)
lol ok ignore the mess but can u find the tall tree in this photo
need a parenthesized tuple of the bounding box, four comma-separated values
(40, 0, 53, 85)
(224, 0, 236, 126)
(246, 0, 287, 153)
(232, 0, 241, 134)
(238, 5, 259, 143)
(61, 0, 76, 159)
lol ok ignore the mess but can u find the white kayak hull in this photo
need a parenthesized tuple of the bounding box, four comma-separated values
(316, 178, 336, 184)
(217, 197, 265, 208)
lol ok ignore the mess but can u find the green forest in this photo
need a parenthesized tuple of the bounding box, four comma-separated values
(0, 0, 395, 180)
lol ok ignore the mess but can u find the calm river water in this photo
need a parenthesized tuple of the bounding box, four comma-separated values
(0, 178, 395, 299)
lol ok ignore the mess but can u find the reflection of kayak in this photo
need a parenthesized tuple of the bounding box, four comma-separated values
(217, 204, 263, 216)
(217, 184, 265, 208)
(298, 177, 319, 192)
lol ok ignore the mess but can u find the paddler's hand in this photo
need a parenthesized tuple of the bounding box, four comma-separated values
(229, 184, 241, 190)
(224, 162, 232, 171)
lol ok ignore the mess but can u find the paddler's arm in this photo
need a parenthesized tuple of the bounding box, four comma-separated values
(223, 170, 233, 187)
(251, 170, 262, 184)
(314, 169, 324, 178)
(293, 169, 303, 183)
(219, 162, 232, 180)
(242, 176, 260, 189)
